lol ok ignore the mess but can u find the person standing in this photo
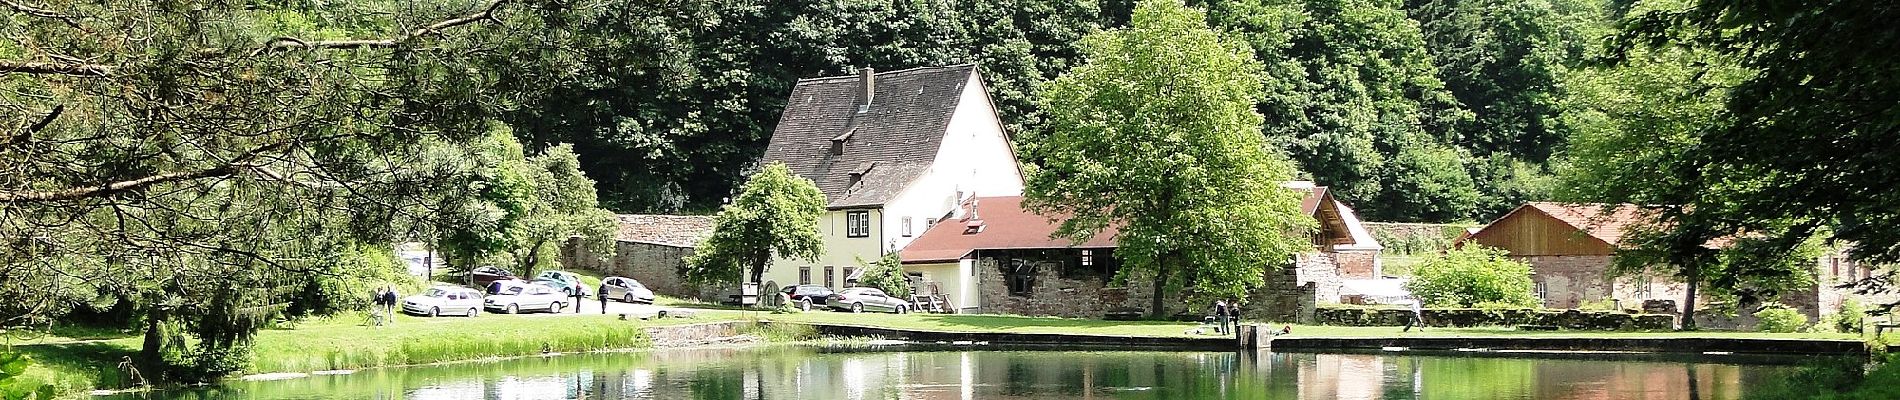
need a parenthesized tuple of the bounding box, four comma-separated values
(1228, 299, 1242, 331)
(370, 287, 387, 325)
(597, 283, 610, 315)
(571, 286, 584, 314)
(1404, 300, 1426, 332)
(380, 286, 399, 324)
(1215, 300, 1230, 335)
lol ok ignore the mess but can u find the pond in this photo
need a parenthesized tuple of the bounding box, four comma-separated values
(119, 346, 1836, 399)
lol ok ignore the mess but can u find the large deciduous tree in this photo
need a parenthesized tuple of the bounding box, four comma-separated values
(1561, 0, 1900, 327)
(512, 143, 618, 272)
(682, 163, 826, 287)
(0, 0, 708, 380)
(1025, 0, 1314, 317)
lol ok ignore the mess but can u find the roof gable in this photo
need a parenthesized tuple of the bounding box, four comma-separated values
(1461, 202, 1649, 256)
(760, 65, 981, 208)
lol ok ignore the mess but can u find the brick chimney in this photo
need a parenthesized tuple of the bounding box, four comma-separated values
(858, 66, 875, 113)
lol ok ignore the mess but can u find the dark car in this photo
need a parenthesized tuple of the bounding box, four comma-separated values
(468, 266, 515, 289)
(781, 285, 835, 311)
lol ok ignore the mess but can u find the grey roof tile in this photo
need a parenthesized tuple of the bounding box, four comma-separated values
(760, 65, 977, 209)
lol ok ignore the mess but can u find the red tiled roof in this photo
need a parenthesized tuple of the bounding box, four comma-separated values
(898, 196, 1118, 263)
(614, 214, 716, 248)
(1523, 202, 1652, 245)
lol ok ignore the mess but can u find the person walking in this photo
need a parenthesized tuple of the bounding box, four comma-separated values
(597, 283, 610, 315)
(1215, 300, 1230, 335)
(1404, 300, 1426, 332)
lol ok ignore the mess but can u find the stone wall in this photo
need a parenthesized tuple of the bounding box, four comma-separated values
(1249, 264, 1317, 323)
(975, 258, 1167, 318)
(1520, 255, 1615, 308)
(1295, 252, 1343, 303)
(563, 239, 722, 300)
(967, 252, 1335, 323)
(1333, 250, 1380, 279)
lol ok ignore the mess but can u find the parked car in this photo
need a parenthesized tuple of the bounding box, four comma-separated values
(781, 285, 835, 310)
(532, 270, 588, 297)
(483, 282, 568, 314)
(827, 287, 911, 314)
(600, 276, 656, 304)
(468, 266, 516, 289)
(402, 286, 483, 317)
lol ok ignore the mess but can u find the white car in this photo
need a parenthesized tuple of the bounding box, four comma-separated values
(601, 276, 656, 304)
(483, 283, 568, 314)
(402, 286, 483, 317)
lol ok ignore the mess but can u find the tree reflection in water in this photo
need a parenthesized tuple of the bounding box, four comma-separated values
(121, 346, 1838, 400)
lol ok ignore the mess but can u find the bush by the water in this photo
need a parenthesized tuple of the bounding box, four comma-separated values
(1754, 305, 1808, 333)
(1405, 245, 1539, 308)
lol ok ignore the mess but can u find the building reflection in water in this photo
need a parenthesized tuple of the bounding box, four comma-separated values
(144, 346, 1817, 400)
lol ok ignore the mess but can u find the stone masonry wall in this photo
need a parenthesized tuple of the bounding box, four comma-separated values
(564, 239, 720, 300)
(975, 258, 1168, 318)
(1250, 264, 1318, 323)
(1521, 255, 1615, 309)
(970, 253, 1332, 323)
(1296, 252, 1343, 303)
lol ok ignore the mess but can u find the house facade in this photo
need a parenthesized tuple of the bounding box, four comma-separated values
(754, 65, 1025, 296)
(1459, 202, 1873, 325)
(897, 185, 1383, 319)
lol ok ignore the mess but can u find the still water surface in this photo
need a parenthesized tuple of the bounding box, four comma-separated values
(124, 346, 1825, 399)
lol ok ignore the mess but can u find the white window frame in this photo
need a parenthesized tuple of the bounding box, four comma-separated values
(846, 211, 870, 238)
(901, 217, 913, 237)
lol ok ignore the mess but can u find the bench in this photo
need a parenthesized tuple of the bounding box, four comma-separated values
(1516, 325, 1559, 331)
(1875, 323, 1900, 337)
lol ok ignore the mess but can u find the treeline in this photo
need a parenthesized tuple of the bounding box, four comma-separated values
(530, 0, 1615, 222)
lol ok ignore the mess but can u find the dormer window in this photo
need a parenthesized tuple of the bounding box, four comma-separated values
(831, 128, 855, 156)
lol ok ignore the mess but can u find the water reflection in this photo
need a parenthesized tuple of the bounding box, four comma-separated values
(123, 347, 1828, 400)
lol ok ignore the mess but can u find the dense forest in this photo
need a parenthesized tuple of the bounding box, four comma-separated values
(511, 0, 1614, 223)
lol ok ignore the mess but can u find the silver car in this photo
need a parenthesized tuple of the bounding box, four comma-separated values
(827, 287, 911, 314)
(600, 276, 656, 304)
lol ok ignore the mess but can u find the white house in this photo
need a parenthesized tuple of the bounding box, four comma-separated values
(755, 64, 1025, 295)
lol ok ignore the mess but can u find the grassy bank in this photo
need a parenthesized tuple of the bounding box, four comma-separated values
(8, 311, 708, 396)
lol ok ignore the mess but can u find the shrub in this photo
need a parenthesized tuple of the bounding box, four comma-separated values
(1836, 299, 1867, 334)
(856, 253, 911, 300)
(1754, 305, 1808, 333)
(1404, 245, 1539, 308)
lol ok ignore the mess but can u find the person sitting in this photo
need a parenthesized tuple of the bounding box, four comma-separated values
(1273, 325, 1292, 336)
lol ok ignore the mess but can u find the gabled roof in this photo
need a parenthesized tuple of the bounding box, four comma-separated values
(1521, 202, 1651, 246)
(613, 214, 716, 248)
(899, 196, 1118, 264)
(1286, 181, 1381, 250)
(759, 65, 980, 209)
